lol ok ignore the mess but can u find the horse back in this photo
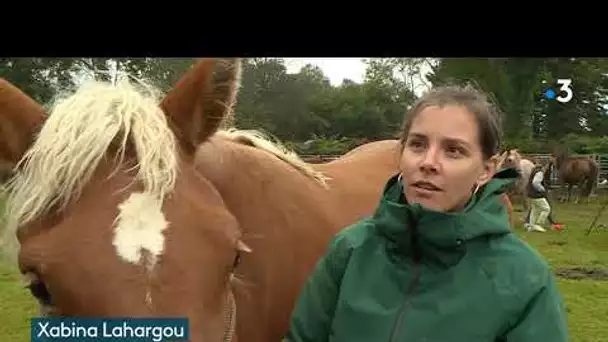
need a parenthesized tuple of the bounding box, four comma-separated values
(560, 157, 597, 182)
(313, 140, 401, 226)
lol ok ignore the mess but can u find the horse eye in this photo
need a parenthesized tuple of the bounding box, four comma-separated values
(24, 274, 53, 306)
(232, 252, 241, 270)
(232, 240, 250, 271)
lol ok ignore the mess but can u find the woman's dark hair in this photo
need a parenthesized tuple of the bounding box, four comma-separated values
(399, 83, 503, 160)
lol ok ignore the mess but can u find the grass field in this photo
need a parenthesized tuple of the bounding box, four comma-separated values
(0, 196, 607, 341)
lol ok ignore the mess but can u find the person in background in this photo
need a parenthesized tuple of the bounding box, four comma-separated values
(524, 197, 564, 230)
(283, 84, 568, 342)
(525, 161, 563, 232)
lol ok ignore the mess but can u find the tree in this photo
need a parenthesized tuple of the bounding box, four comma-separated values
(0, 58, 79, 104)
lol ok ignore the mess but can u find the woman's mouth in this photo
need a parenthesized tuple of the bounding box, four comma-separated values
(412, 181, 442, 192)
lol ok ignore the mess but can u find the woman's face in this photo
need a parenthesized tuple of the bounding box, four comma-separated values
(399, 105, 496, 212)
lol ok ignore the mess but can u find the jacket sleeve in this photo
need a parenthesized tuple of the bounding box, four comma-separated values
(531, 171, 546, 193)
(503, 271, 569, 342)
(282, 233, 353, 342)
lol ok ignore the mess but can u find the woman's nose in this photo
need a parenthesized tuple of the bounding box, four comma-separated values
(419, 149, 440, 172)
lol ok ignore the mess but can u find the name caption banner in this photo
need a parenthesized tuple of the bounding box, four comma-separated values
(31, 317, 189, 342)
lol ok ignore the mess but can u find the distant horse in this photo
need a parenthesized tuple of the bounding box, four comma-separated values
(549, 145, 599, 203)
(0, 59, 401, 342)
(498, 149, 535, 212)
(495, 152, 516, 228)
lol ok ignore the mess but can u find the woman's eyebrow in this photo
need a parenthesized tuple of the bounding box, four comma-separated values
(410, 132, 471, 148)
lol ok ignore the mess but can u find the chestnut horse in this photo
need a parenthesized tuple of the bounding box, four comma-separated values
(550, 145, 599, 203)
(0, 59, 401, 342)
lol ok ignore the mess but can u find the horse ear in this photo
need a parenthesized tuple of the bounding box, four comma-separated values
(0, 79, 45, 169)
(160, 58, 241, 155)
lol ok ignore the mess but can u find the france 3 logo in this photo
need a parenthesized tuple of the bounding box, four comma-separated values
(542, 79, 573, 103)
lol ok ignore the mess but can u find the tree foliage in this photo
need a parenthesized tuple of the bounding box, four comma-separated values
(1, 57, 607, 155)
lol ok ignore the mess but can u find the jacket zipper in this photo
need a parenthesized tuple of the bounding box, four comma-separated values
(388, 259, 420, 342)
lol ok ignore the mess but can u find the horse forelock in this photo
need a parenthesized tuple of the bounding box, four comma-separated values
(1, 78, 179, 259)
(214, 128, 330, 187)
(506, 149, 522, 162)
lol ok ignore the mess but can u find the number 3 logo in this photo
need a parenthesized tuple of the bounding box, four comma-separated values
(556, 79, 573, 103)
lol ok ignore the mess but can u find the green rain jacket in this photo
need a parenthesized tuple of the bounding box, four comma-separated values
(284, 169, 568, 342)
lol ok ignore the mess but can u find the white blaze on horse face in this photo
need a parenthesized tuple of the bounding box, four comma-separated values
(112, 192, 168, 270)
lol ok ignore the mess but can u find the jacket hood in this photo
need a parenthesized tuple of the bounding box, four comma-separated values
(372, 168, 518, 267)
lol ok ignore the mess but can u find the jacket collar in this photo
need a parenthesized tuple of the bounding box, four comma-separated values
(373, 168, 518, 267)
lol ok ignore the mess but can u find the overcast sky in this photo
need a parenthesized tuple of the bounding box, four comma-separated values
(283, 58, 432, 96)
(283, 58, 367, 85)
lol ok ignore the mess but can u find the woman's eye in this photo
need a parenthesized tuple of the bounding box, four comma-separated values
(447, 147, 459, 154)
(408, 140, 424, 150)
(446, 146, 465, 157)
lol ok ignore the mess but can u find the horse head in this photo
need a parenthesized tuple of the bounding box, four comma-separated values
(0, 59, 247, 342)
(550, 142, 569, 167)
(501, 149, 522, 170)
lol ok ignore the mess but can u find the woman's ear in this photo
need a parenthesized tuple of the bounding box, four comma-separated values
(477, 155, 499, 186)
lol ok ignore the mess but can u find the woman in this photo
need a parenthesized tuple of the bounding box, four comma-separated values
(283, 85, 568, 342)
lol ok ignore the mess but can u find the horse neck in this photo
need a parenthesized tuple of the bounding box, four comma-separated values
(194, 137, 337, 234)
(555, 151, 567, 168)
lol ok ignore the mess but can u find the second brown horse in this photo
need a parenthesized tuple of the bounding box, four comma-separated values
(549, 145, 599, 203)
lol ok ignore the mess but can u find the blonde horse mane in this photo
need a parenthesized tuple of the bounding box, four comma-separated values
(214, 128, 329, 187)
(1, 78, 178, 260)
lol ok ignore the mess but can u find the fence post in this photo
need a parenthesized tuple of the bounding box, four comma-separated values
(594, 154, 600, 186)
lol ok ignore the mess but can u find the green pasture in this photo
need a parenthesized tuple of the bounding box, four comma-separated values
(0, 197, 607, 341)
